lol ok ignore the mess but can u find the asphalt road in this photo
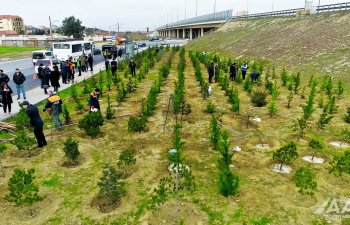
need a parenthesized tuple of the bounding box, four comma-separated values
(0, 39, 188, 93)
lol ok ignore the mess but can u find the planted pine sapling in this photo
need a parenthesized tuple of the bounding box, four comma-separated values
(267, 96, 278, 117)
(210, 115, 221, 151)
(281, 68, 289, 87)
(326, 96, 338, 114)
(126, 78, 136, 93)
(82, 79, 90, 95)
(318, 95, 324, 109)
(336, 80, 344, 96)
(63, 138, 80, 165)
(105, 94, 115, 120)
(287, 90, 294, 108)
(62, 104, 71, 125)
(294, 167, 317, 195)
(292, 72, 301, 94)
(325, 76, 333, 97)
(316, 106, 333, 129)
(106, 71, 112, 91)
(243, 79, 253, 93)
(272, 66, 276, 80)
(344, 107, 350, 124)
(250, 89, 268, 107)
(98, 71, 104, 97)
(117, 147, 136, 178)
(309, 139, 324, 160)
(78, 111, 104, 137)
(303, 80, 317, 120)
(0, 144, 6, 177)
(6, 168, 42, 213)
(11, 131, 36, 157)
(341, 129, 350, 146)
(15, 105, 31, 131)
(170, 123, 184, 165)
(229, 88, 240, 114)
(273, 142, 299, 171)
(206, 102, 216, 114)
(116, 80, 127, 104)
(329, 151, 350, 176)
(128, 116, 147, 133)
(70, 84, 84, 111)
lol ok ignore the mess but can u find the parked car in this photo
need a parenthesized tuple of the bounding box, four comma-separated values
(134, 43, 139, 50)
(93, 48, 101, 55)
(34, 59, 61, 74)
(138, 42, 147, 48)
(32, 50, 54, 66)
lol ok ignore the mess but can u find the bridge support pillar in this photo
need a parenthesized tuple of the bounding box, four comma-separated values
(183, 29, 186, 39)
(190, 28, 193, 40)
(176, 29, 179, 39)
(200, 28, 204, 37)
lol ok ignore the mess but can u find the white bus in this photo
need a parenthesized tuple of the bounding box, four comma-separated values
(52, 41, 94, 62)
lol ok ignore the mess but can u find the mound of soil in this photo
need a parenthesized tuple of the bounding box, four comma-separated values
(91, 196, 121, 213)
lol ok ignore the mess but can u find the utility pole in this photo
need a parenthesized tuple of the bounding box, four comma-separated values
(49, 16, 52, 35)
(196, 0, 198, 17)
(272, 0, 275, 12)
(177, 0, 179, 21)
(185, 0, 187, 19)
(214, 0, 217, 13)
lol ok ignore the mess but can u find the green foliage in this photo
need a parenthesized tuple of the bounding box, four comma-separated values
(287, 90, 294, 108)
(70, 84, 84, 111)
(78, 111, 104, 137)
(294, 167, 317, 195)
(128, 116, 147, 133)
(218, 130, 233, 169)
(206, 102, 216, 114)
(267, 97, 278, 117)
(171, 123, 184, 164)
(329, 151, 350, 176)
(243, 79, 253, 93)
(336, 80, 344, 96)
(273, 142, 298, 169)
(6, 168, 42, 206)
(281, 68, 289, 86)
(61, 104, 71, 125)
(303, 80, 317, 120)
(309, 139, 324, 159)
(117, 147, 136, 168)
(251, 89, 268, 107)
(126, 78, 136, 93)
(342, 128, 350, 144)
(61, 16, 85, 38)
(105, 94, 115, 120)
(15, 106, 31, 131)
(324, 76, 333, 97)
(344, 107, 350, 123)
(116, 81, 127, 104)
(11, 131, 36, 156)
(228, 87, 240, 114)
(318, 95, 324, 109)
(292, 117, 308, 139)
(326, 96, 338, 114)
(0, 144, 7, 176)
(210, 115, 221, 151)
(291, 72, 301, 94)
(97, 164, 126, 199)
(316, 106, 333, 129)
(63, 138, 80, 164)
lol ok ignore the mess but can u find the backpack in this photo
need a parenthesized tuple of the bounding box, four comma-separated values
(44, 67, 52, 76)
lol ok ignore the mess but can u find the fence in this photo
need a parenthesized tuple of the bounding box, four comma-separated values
(317, 2, 350, 12)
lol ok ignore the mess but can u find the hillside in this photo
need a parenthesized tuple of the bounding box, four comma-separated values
(187, 11, 350, 84)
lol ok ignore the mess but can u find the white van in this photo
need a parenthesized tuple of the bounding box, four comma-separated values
(52, 41, 94, 63)
(32, 51, 54, 66)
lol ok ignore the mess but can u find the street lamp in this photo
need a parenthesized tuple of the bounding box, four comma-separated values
(185, 0, 187, 19)
(49, 16, 59, 35)
(214, 0, 217, 13)
(196, 0, 198, 17)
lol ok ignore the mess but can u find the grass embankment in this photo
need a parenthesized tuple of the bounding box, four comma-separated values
(0, 46, 43, 60)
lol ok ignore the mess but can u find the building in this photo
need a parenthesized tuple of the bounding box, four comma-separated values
(0, 15, 25, 34)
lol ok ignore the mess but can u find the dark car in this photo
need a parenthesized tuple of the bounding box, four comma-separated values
(138, 43, 147, 48)
(93, 48, 102, 55)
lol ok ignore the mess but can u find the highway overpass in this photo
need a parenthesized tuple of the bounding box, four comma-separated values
(157, 10, 232, 40)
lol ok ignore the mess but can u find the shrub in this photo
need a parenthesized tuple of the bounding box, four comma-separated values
(302, 80, 317, 120)
(281, 68, 289, 87)
(11, 131, 36, 157)
(105, 94, 115, 120)
(210, 115, 221, 151)
(326, 96, 338, 114)
(243, 79, 253, 93)
(294, 167, 317, 195)
(316, 106, 333, 129)
(251, 89, 268, 107)
(63, 138, 80, 164)
(344, 107, 350, 124)
(97, 164, 126, 200)
(15, 106, 31, 131)
(309, 139, 324, 160)
(118, 147, 137, 177)
(78, 111, 104, 137)
(329, 151, 350, 176)
(292, 117, 308, 139)
(206, 102, 216, 114)
(128, 116, 147, 133)
(273, 142, 298, 170)
(62, 104, 71, 125)
(267, 97, 278, 117)
(287, 91, 294, 108)
(6, 168, 42, 206)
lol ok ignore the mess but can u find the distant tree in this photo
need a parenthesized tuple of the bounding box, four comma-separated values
(61, 16, 85, 38)
(32, 29, 46, 35)
(273, 142, 299, 171)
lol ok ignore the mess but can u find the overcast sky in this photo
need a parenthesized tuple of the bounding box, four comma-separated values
(1, 0, 347, 31)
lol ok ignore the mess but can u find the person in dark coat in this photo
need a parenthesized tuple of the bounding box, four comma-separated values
(105, 59, 110, 71)
(207, 62, 214, 83)
(88, 54, 94, 71)
(1, 83, 13, 114)
(51, 65, 60, 91)
(60, 61, 68, 84)
(111, 59, 117, 76)
(42, 66, 51, 94)
(128, 60, 136, 77)
(250, 72, 260, 82)
(13, 68, 26, 100)
(229, 63, 238, 81)
(0, 69, 10, 87)
(118, 48, 123, 59)
(89, 88, 100, 111)
(22, 101, 47, 148)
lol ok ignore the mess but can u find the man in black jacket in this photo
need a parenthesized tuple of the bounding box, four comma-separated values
(0, 69, 10, 86)
(111, 59, 117, 76)
(128, 60, 136, 77)
(229, 63, 238, 81)
(207, 62, 214, 83)
(88, 54, 93, 71)
(13, 68, 26, 100)
(22, 101, 47, 148)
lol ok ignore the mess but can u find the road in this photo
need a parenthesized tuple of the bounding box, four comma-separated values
(0, 39, 188, 94)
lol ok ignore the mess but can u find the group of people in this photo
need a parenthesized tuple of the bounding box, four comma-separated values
(207, 61, 260, 83)
(103, 46, 123, 61)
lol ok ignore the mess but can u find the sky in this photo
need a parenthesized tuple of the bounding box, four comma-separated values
(0, 0, 347, 31)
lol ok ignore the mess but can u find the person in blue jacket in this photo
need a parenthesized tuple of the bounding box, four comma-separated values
(241, 62, 248, 80)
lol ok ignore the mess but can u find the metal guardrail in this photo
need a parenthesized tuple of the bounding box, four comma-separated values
(158, 10, 233, 30)
(317, 2, 350, 12)
(233, 8, 303, 19)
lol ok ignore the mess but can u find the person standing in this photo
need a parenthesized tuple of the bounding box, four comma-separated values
(103, 49, 108, 60)
(241, 62, 248, 80)
(22, 101, 47, 148)
(105, 59, 110, 71)
(44, 91, 63, 130)
(88, 54, 93, 71)
(1, 83, 13, 115)
(42, 66, 51, 94)
(89, 88, 100, 111)
(51, 65, 60, 92)
(60, 61, 68, 84)
(13, 68, 26, 100)
(0, 69, 10, 87)
(81, 55, 87, 72)
(128, 59, 136, 77)
(76, 57, 82, 76)
(230, 63, 238, 81)
(69, 62, 75, 83)
(207, 62, 214, 84)
(118, 48, 123, 59)
(111, 59, 117, 76)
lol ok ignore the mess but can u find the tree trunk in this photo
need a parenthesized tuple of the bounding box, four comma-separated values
(279, 163, 284, 171)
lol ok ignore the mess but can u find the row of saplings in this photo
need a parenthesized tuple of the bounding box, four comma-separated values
(209, 114, 350, 196)
(1, 137, 138, 214)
